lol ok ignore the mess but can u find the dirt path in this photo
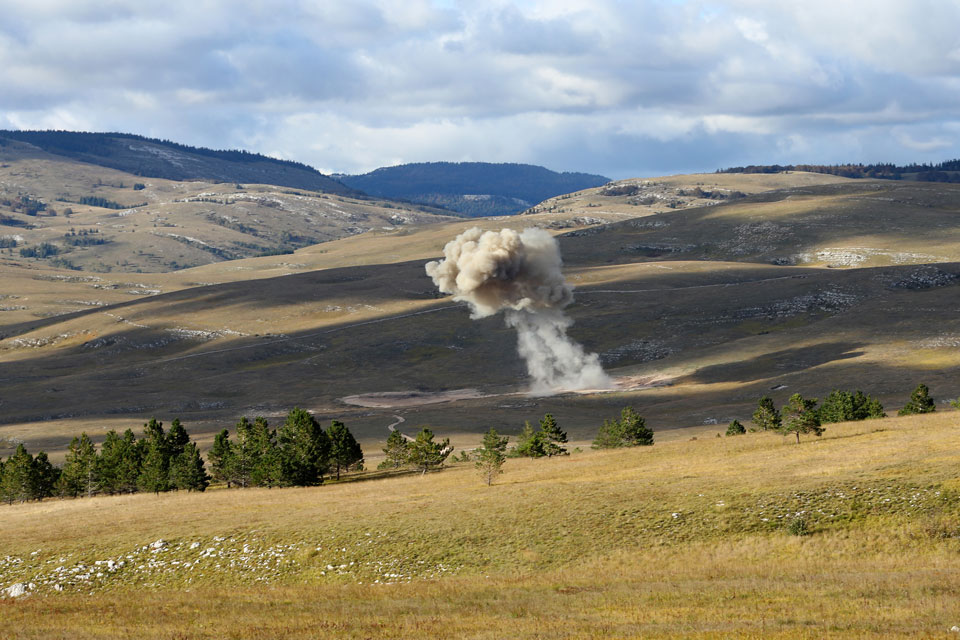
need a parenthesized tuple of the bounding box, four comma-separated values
(386, 414, 414, 441)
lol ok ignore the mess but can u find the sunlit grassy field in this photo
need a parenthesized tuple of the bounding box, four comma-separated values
(3, 411, 960, 638)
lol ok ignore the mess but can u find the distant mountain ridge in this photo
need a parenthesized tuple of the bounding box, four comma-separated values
(0, 130, 356, 195)
(337, 161, 610, 216)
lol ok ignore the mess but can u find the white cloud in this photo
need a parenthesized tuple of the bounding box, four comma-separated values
(1, 0, 960, 178)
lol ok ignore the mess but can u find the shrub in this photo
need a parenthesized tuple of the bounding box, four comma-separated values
(725, 420, 746, 436)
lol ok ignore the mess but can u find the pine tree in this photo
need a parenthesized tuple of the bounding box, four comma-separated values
(513, 421, 544, 458)
(138, 420, 170, 494)
(32, 451, 59, 500)
(593, 406, 654, 448)
(725, 420, 746, 436)
(898, 383, 936, 416)
(538, 414, 568, 457)
(208, 429, 235, 487)
(169, 443, 210, 492)
(328, 420, 364, 480)
(166, 418, 190, 459)
(780, 394, 823, 444)
(248, 417, 282, 487)
(752, 396, 782, 431)
(98, 429, 141, 494)
(61, 433, 99, 498)
(0, 444, 36, 503)
(378, 429, 410, 470)
(475, 428, 508, 486)
(408, 427, 451, 474)
(232, 417, 254, 488)
(277, 408, 330, 486)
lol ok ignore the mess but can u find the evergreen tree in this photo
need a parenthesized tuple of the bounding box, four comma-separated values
(725, 420, 746, 436)
(166, 418, 190, 459)
(138, 420, 170, 494)
(208, 429, 235, 487)
(328, 420, 364, 480)
(538, 414, 568, 457)
(593, 407, 654, 448)
(248, 417, 282, 487)
(780, 394, 823, 444)
(277, 408, 330, 486)
(32, 451, 59, 500)
(0, 444, 36, 503)
(61, 433, 99, 498)
(407, 427, 451, 474)
(898, 383, 936, 416)
(378, 429, 410, 470)
(513, 420, 544, 458)
(475, 428, 508, 486)
(98, 429, 141, 494)
(232, 417, 254, 488)
(169, 443, 210, 492)
(752, 396, 782, 431)
(819, 390, 886, 423)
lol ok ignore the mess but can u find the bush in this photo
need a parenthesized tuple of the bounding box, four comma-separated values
(819, 390, 885, 423)
(593, 407, 654, 448)
(787, 517, 810, 536)
(725, 420, 746, 436)
(898, 383, 935, 416)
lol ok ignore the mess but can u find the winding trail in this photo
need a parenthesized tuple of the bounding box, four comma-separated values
(386, 414, 414, 441)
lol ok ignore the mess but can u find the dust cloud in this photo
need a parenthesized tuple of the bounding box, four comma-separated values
(425, 227, 612, 395)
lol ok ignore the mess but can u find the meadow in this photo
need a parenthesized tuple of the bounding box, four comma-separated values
(3, 411, 960, 638)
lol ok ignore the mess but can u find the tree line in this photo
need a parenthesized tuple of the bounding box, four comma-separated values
(736, 383, 934, 443)
(0, 408, 367, 504)
(717, 162, 960, 183)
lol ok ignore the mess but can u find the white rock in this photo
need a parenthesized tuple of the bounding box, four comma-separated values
(951, 626, 960, 633)
(190, 542, 200, 550)
(150, 539, 167, 550)
(3, 583, 26, 598)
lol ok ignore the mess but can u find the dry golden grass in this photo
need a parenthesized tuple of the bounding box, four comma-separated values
(3, 412, 960, 637)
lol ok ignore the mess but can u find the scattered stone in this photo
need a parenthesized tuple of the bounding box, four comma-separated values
(3, 583, 27, 598)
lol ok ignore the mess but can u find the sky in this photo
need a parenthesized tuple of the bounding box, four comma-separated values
(2, 0, 960, 179)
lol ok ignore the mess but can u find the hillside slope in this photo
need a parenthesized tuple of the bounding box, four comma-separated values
(3, 412, 960, 638)
(0, 139, 455, 273)
(0, 130, 356, 195)
(338, 161, 610, 216)
(4, 171, 960, 463)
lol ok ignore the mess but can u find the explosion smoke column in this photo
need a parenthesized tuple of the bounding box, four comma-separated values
(425, 227, 612, 395)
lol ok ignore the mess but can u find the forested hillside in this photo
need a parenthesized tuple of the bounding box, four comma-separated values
(0, 131, 356, 195)
(338, 162, 610, 216)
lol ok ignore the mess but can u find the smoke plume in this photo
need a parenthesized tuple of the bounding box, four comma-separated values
(425, 227, 612, 395)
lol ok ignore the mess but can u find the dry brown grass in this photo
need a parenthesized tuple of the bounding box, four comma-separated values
(3, 412, 960, 637)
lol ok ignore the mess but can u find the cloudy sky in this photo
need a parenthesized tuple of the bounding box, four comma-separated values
(2, 0, 960, 179)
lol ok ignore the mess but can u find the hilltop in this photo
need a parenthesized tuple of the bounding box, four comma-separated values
(337, 161, 610, 216)
(0, 130, 356, 195)
(0, 137, 455, 273)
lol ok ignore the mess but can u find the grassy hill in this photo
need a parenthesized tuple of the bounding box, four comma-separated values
(0, 130, 356, 195)
(0, 137, 455, 273)
(3, 412, 960, 637)
(337, 161, 610, 216)
(6, 171, 960, 462)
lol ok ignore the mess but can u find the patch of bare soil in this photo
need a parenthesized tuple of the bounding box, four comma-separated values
(340, 388, 490, 408)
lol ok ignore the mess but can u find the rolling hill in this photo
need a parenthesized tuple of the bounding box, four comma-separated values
(337, 161, 610, 216)
(4, 168, 960, 466)
(0, 130, 356, 195)
(0, 137, 456, 273)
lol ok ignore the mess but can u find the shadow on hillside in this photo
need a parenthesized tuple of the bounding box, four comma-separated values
(674, 343, 866, 385)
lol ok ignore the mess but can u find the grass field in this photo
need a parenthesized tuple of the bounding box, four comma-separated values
(3, 411, 960, 638)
